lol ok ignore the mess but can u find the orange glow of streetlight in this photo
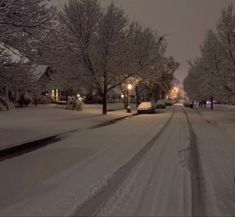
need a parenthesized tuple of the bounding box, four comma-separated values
(127, 84, 132, 91)
(173, 87, 179, 92)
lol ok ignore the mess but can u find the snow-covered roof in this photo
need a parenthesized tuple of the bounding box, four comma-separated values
(0, 43, 29, 63)
(32, 65, 48, 80)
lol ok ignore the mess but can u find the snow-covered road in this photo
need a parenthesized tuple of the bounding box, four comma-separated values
(0, 105, 234, 216)
(96, 106, 192, 217)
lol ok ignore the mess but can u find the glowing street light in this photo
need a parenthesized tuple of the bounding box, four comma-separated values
(127, 84, 132, 91)
(173, 87, 179, 92)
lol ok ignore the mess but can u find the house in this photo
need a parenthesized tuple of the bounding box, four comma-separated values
(33, 65, 61, 103)
(107, 87, 123, 103)
(33, 66, 140, 105)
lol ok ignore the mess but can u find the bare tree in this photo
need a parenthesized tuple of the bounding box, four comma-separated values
(0, 0, 55, 60)
(148, 56, 179, 98)
(184, 6, 235, 107)
(184, 59, 206, 103)
(0, 0, 55, 108)
(40, 0, 166, 114)
(216, 4, 235, 100)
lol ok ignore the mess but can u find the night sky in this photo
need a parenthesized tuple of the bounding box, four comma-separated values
(51, 0, 234, 82)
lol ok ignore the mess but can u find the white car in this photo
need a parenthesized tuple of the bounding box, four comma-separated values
(137, 102, 155, 114)
(156, 99, 166, 109)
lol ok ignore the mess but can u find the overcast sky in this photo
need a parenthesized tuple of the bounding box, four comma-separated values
(51, 0, 234, 82)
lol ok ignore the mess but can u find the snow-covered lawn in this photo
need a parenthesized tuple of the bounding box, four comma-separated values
(195, 104, 235, 141)
(0, 103, 136, 150)
(188, 105, 235, 216)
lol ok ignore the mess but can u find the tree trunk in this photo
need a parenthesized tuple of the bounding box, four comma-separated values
(191, 100, 194, 109)
(227, 95, 232, 105)
(102, 71, 108, 115)
(135, 86, 139, 106)
(102, 93, 107, 115)
(121, 89, 127, 109)
(210, 96, 214, 110)
(123, 95, 128, 109)
(3, 86, 9, 99)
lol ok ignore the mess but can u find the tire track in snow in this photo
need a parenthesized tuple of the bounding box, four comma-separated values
(131, 108, 191, 216)
(184, 109, 207, 216)
(71, 110, 175, 217)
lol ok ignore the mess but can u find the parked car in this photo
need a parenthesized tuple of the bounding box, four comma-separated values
(183, 101, 193, 108)
(137, 102, 155, 114)
(166, 99, 173, 106)
(156, 99, 166, 109)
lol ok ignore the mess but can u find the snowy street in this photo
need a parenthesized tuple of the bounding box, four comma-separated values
(1, 0, 235, 216)
(0, 105, 234, 216)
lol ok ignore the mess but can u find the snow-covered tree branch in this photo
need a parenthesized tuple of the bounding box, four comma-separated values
(184, 5, 235, 107)
(0, 0, 55, 109)
(40, 0, 167, 114)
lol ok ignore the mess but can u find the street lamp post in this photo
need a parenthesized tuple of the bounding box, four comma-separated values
(127, 84, 132, 113)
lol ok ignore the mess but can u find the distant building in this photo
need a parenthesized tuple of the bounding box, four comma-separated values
(107, 88, 123, 103)
(33, 65, 61, 103)
(33, 66, 139, 104)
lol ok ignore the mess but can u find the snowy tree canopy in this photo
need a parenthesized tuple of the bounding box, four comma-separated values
(39, 0, 169, 114)
(184, 5, 235, 104)
(0, 0, 55, 105)
(0, 0, 55, 60)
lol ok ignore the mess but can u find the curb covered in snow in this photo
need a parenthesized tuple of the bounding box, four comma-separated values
(0, 113, 137, 161)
